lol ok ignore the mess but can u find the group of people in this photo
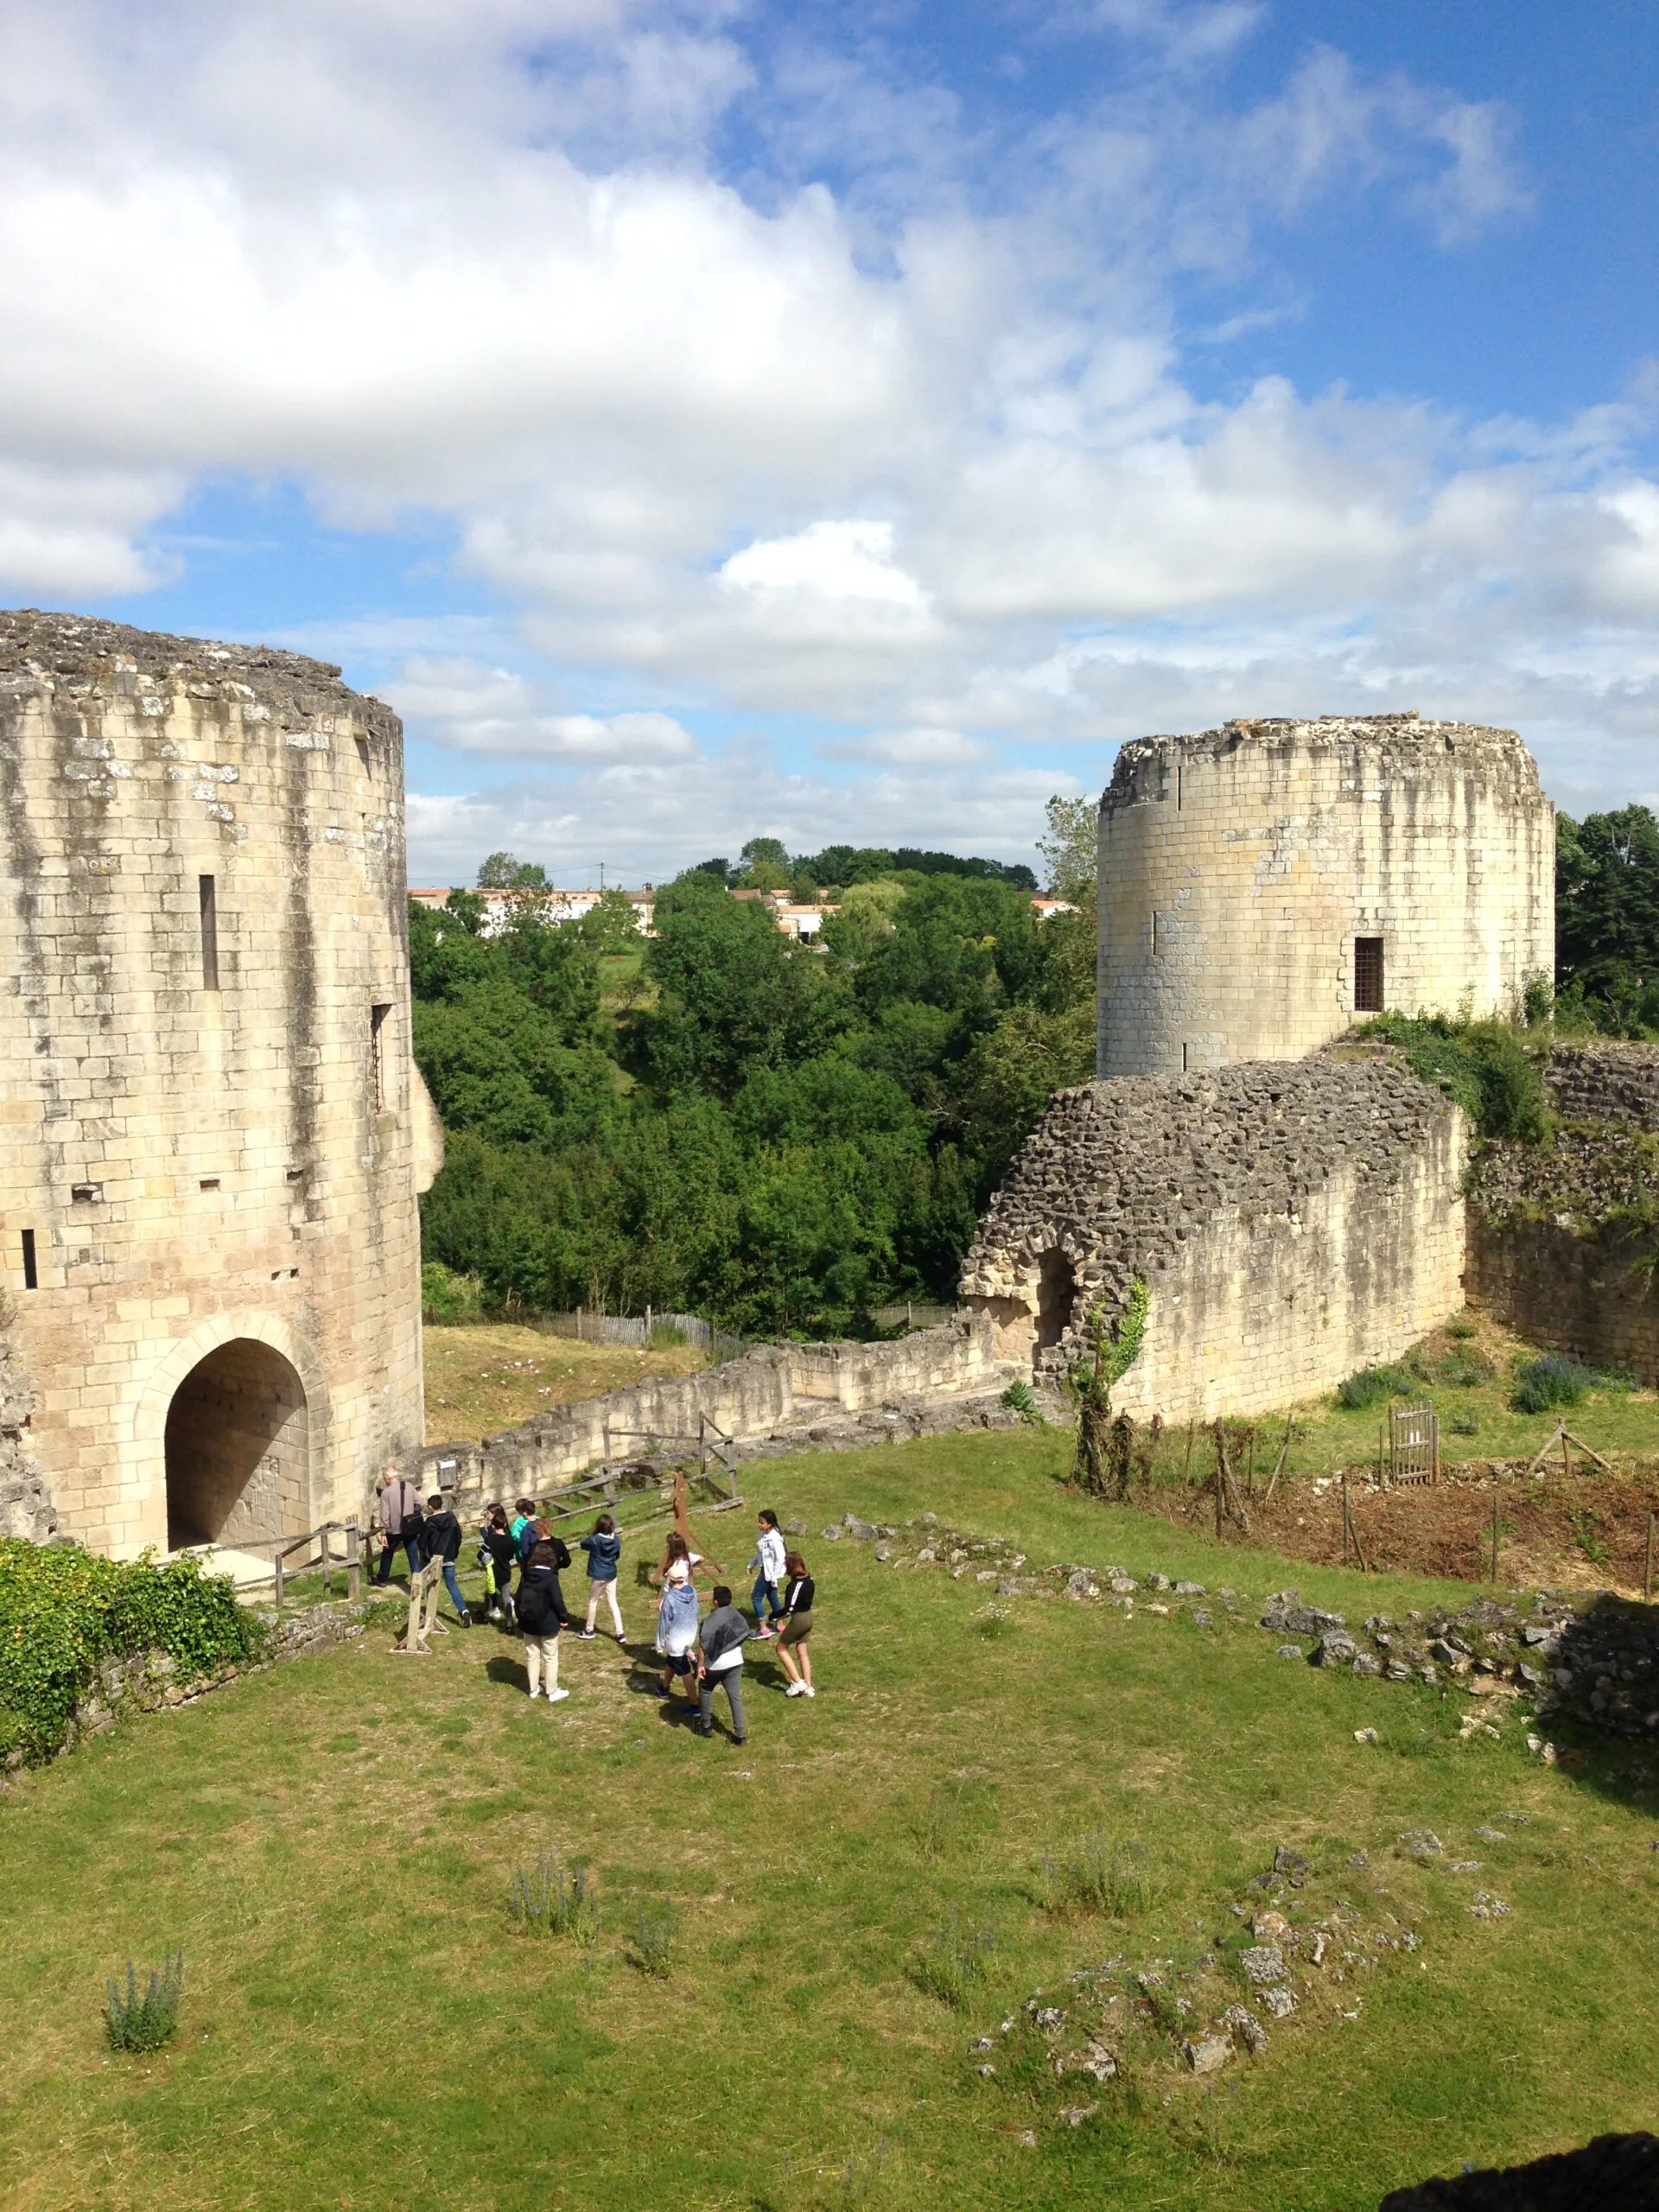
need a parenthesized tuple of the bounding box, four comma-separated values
(375, 1471, 818, 1735)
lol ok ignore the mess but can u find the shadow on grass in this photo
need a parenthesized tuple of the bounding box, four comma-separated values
(1539, 1594, 1659, 1820)
(484, 1653, 531, 1694)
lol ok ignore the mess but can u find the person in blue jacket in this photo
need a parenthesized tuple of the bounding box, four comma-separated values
(578, 1511, 626, 1642)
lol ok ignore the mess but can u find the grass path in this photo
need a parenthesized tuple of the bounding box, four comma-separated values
(2, 1430, 1655, 2210)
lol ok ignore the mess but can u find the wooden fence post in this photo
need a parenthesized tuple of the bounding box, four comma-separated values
(346, 1516, 359, 1603)
(1182, 1420, 1196, 1483)
(274, 1546, 284, 1611)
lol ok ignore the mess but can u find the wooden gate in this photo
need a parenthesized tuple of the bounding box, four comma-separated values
(1385, 1402, 1440, 1488)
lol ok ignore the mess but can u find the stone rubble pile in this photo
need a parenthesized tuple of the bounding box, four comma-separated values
(839, 1505, 1659, 1745)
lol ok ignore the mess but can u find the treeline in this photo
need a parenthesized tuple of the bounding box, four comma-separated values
(1556, 804, 1659, 1034)
(414, 815, 1093, 1335)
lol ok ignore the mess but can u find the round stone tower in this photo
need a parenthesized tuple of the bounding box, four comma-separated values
(1096, 712, 1555, 1077)
(0, 609, 442, 1559)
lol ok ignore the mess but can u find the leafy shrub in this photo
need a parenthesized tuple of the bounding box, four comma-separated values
(907, 1909, 996, 2006)
(629, 1899, 679, 1978)
(0, 1543, 267, 1767)
(105, 1952, 184, 2053)
(1512, 1356, 1599, 1414)
(1043, 1832, 1161, 1918)
(1000, 1379, 1043, 1426)
(1436, 1347, 1495, 1387)
(421, 1261, 486, 1323)
(1445, 1316, 1479, 1340)
(1356, 1014, 1549, 1142)
(1336, 1364, 1417, 1411)
(509, 1854, 599, 1947)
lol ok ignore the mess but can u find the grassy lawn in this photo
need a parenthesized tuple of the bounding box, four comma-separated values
(3, 1428, 1656, 2211)
(424, 1322, 709, 1442)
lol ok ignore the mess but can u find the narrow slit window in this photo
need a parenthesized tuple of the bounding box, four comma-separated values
(354, 734, 372, 772)
(1181, 1043, 1189, 1073)
(199, 874, 219, 990)
(1177, 764, 1184, 810)
(21, 1229, 36, 1290)
(1354, 936, 1385, 1013)
(1151, 910, 1158, 955)
(370, 1002, 391, 1110)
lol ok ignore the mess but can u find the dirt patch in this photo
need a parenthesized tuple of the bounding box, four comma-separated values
(1140, 1464, 1659, 1595)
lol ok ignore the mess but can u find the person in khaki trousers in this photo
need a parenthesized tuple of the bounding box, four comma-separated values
(517, 1541, 570, 1703)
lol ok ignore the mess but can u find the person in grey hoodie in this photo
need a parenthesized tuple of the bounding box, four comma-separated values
(696, 1586, 751, 1743)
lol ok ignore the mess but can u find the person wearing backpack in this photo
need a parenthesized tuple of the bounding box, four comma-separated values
(518, 1541, 571, 1701)
(374, 1465, 425, 1586)
(479, 1504, 518, 1626)
(423, 1492, 472, 1626)
(696, 1586, 752, 1743)
(578, 1512, 625, 1642)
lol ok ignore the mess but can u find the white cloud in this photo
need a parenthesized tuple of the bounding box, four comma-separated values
(821, 726, 989, 766)
(719, 519, 925, 607)
(384, 656, 697, 758)
(0, 0, 1647, 880)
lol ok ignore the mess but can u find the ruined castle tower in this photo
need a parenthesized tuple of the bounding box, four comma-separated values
(1096, 714, 1554, 1077)
(0, 610, 441, 1559)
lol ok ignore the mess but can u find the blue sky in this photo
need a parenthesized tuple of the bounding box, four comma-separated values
(2, 0, 1656, 885)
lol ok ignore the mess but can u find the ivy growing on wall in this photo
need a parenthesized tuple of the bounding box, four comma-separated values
(0, 1543, 267, 1767)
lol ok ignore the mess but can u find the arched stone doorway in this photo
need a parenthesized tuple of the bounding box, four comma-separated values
(164, 1338, 310, 1549)
(1034, 1249, 1077, 1363)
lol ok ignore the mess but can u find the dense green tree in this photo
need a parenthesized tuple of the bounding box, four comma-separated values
(1557, 805, 1659, 1033)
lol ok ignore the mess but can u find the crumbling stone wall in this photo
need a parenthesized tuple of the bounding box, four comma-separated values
(1545, 1040, 1659, 1131)
(1097, 714, 1554, 1077)
(959, 1058, 1466, 1422)
(1467, 1109, 1659, 1383)
(0, 610, 439, 1557)
(416, 1319, 1001, 1495)
(0, 1324, 53, 1542)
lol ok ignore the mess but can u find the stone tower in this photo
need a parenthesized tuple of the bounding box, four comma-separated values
(0, 609, 442, 1559)
(1096, 713, 1554, 1077)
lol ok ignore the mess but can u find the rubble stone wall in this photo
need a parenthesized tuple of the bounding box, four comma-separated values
(0, 609, 436, 1557)
(1097, 715, 1554, 1077)
(960, 1057, 1467, 1422)
(1545, 1041, 1659, 1131)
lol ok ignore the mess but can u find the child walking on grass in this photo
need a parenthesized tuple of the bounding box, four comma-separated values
(518, 1540, 571, 1703)
(774, 1550, 816, 1699)
(747, 1510, 787, 1637)
(578, 1512, 625, 1642)
(655, 1554, 702, 1704)
(696, 1586, 751, 1742)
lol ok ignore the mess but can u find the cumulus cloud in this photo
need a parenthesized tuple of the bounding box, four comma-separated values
(384, 657, 696, 759)
(0, 0, 1645, 881)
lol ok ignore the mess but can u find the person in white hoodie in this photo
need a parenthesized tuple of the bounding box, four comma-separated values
(747, 1510, 788, 1640)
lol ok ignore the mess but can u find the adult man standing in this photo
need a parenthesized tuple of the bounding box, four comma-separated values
(375, 1464, 425, 1586)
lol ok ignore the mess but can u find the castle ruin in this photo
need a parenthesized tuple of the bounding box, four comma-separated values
(0, 611, 439, 1558)
(1098, 714, 1554, 1077)
(963, 713, 1557, 1416)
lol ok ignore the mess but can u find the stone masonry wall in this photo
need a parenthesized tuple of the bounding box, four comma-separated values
(0, 609, 439, 1557)
(960, 1057, 1467, 1424)
(1467, 1213, 1659, 1388)
(1545, 1041, 1659, 1131)
(415, 1319, 1001, 1496)
(1097, 715, 1554, 1077)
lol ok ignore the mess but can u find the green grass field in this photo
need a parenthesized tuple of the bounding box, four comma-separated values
(3, 1429, 1656, 2211)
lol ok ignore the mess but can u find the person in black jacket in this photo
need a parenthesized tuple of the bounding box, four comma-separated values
(423, 1494, 472, 1626)
(518, 1541, 571, 1702)
(775, 1550, 817, 1700)
(480, 1505, 518, 1626)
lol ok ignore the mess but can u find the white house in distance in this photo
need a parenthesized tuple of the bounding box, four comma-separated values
(409, 886, 657, 935)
